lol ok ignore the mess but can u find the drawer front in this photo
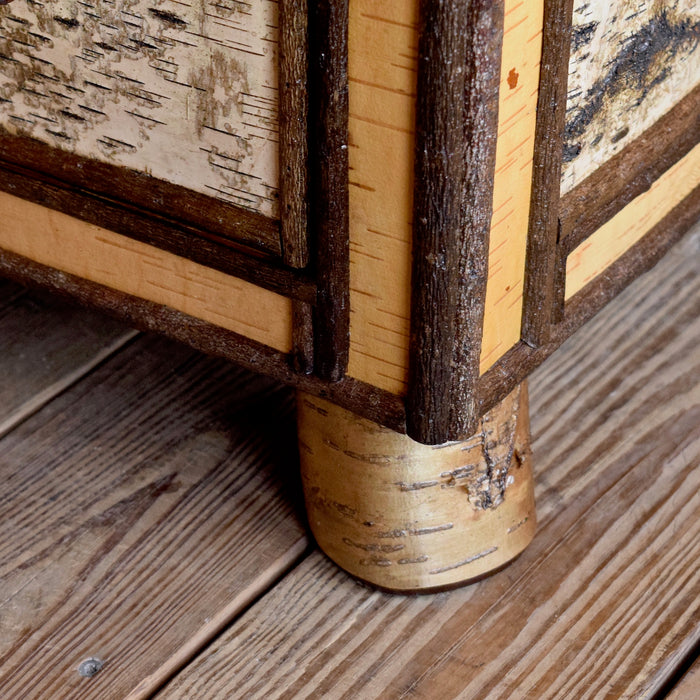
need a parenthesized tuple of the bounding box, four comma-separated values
(0, 0, 697, 445)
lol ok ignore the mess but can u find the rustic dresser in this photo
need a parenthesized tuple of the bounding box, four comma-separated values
(0, 0, 697, 592)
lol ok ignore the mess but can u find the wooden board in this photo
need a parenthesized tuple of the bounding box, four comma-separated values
(0, 190, 294, 352)
(0, 283, 135, 438)
(562, 0, 700, 193)
(345, 0, 545, 393)
(668, 656, 700, 700)
(0, 334, 308, 700)
(566, 143, 700, 298)
(158, 224, 700, 699)
(0, 0, 280, 218)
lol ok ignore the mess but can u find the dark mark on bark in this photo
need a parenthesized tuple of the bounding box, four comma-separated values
(342, 537, 405, 553)
(610, 125, 629, 143)
(565, 9, 700, 161)
(571, 21, 598, 50)
(60, 109, 86, 122)
(148, 9, 188, 28)
(54, 16, 80, 29)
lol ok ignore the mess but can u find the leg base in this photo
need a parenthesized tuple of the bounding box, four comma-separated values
(297, 383, 536, 592)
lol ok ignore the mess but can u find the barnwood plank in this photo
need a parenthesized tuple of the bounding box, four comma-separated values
(667, 655, 700, 699)
(0, 284, 134, 438)
(159, 226, 700, 699)
(0, 335, 308, 699)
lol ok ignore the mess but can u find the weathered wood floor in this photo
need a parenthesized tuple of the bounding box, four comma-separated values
(0, 222, 698, 699)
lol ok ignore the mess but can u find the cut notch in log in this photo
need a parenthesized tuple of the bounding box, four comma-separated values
(297, 382, 536, 592)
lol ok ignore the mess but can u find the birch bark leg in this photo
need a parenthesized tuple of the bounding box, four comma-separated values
(297, 383, 536, 592)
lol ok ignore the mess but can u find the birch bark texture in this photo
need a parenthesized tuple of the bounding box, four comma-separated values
(298, 383, 536, 592)
(562, 0, 700, 192)
(0, 0, 280, 217)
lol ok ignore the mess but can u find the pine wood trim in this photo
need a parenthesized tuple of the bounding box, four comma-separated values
(308, 0, 350, 383)
(477, 185, 700, 418)
(406, 0, 505, 444)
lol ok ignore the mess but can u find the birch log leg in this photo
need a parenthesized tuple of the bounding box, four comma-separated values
(297, 382, 536, 592)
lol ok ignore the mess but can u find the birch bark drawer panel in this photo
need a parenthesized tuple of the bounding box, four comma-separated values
(0, 0, 697, 592)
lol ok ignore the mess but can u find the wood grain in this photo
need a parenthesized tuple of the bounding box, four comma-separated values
(407, 0, 504, 443)
(520, 0, 574, 347)
(0, 334, 309, 700)
(667, 656, 700, 700)
(0, 285, 134, 438)
(566, 143, 700, 298)
(0, 0, 281, 218)
(0, 190, 294, 352)
(158, 221, 700, 699)
(309, 0, 350, 382)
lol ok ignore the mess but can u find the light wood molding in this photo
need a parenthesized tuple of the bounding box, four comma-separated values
(297, 383, 536, 592)
(566, 143, 700, 298)
(345, 0, 418, 395)
(0, 191, 293, 352)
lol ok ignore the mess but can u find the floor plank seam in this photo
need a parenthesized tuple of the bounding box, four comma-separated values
(0, 327, 140, 440)
(142, 541, 315, 700)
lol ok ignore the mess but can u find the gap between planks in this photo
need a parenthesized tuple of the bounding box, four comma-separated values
(0, 326, 310, 698)
(0, 285, 137, 438)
